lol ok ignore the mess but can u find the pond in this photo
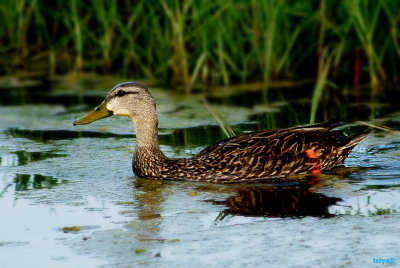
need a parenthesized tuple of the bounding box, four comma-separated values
(0, 78, 399, 267)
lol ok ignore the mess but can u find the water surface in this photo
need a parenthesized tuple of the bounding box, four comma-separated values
(1, 82, 399, 267)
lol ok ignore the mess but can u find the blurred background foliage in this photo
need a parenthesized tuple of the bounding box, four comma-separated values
(0, 0, 399, 94)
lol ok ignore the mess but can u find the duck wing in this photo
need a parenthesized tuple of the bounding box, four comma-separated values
(193, 121, 369, 179)
(194, 120, 343, 159)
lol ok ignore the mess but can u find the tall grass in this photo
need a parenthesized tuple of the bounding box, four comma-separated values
(0, 0, 399, 94)
(202, 97, 236, 138)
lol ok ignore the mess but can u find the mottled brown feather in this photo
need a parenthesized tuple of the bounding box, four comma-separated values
(133, 123, 369, 183)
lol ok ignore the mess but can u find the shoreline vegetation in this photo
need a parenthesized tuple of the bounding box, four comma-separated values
(0, 0, 399, 95)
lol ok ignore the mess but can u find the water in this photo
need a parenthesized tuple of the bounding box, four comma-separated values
(0, 81, 399, 267)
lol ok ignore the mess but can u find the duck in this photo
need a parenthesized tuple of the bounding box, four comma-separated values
(73, 82, 369, 183)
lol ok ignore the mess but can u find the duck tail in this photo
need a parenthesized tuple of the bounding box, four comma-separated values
(341, 132, 370, 150)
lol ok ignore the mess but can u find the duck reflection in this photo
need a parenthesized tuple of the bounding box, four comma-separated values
(212, 182, 341, 219)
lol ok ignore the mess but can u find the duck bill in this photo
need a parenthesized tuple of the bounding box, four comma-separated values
(73, 102, 113, 126)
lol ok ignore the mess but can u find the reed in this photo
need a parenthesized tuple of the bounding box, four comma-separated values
(66, 0, 84, 72)
(90, 0, 117, 72)
(202, 97, 236, 138)
(0, 0, 398, 94)
(345, 0, 385, 93)
(310, 48, 334, 124)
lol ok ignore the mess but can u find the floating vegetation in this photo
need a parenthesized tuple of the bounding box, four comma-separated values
(5, 128, 132, 141)
(62, 226, 81, 233)
(135, 248, 146, 254)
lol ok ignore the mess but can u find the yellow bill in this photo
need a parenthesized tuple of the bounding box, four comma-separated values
(73, 102, 113, 126)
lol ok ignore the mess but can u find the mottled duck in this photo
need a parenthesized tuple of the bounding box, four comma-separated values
(74, 82, 369, 183)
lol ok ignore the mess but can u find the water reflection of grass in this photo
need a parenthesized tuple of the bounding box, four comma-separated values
(0, 183, 13, 198)
(0, 173, 67, 197)
(329, 190, 400, 216)
(13, 174, 67, 191)
(1, 1, 398, 93)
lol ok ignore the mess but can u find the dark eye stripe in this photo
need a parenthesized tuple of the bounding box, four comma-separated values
(116, 90, 126, 97)
(115, 90, 139, 97)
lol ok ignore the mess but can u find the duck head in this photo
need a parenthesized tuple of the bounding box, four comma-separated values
(73, 82, 156, 126)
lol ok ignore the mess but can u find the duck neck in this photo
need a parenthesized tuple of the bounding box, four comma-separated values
(131, 113, 163, 156)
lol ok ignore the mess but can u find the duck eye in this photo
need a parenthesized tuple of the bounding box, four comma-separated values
(116, 90, 126, 97)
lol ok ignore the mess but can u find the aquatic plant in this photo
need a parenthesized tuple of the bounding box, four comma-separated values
(0, 0, 398, 94)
